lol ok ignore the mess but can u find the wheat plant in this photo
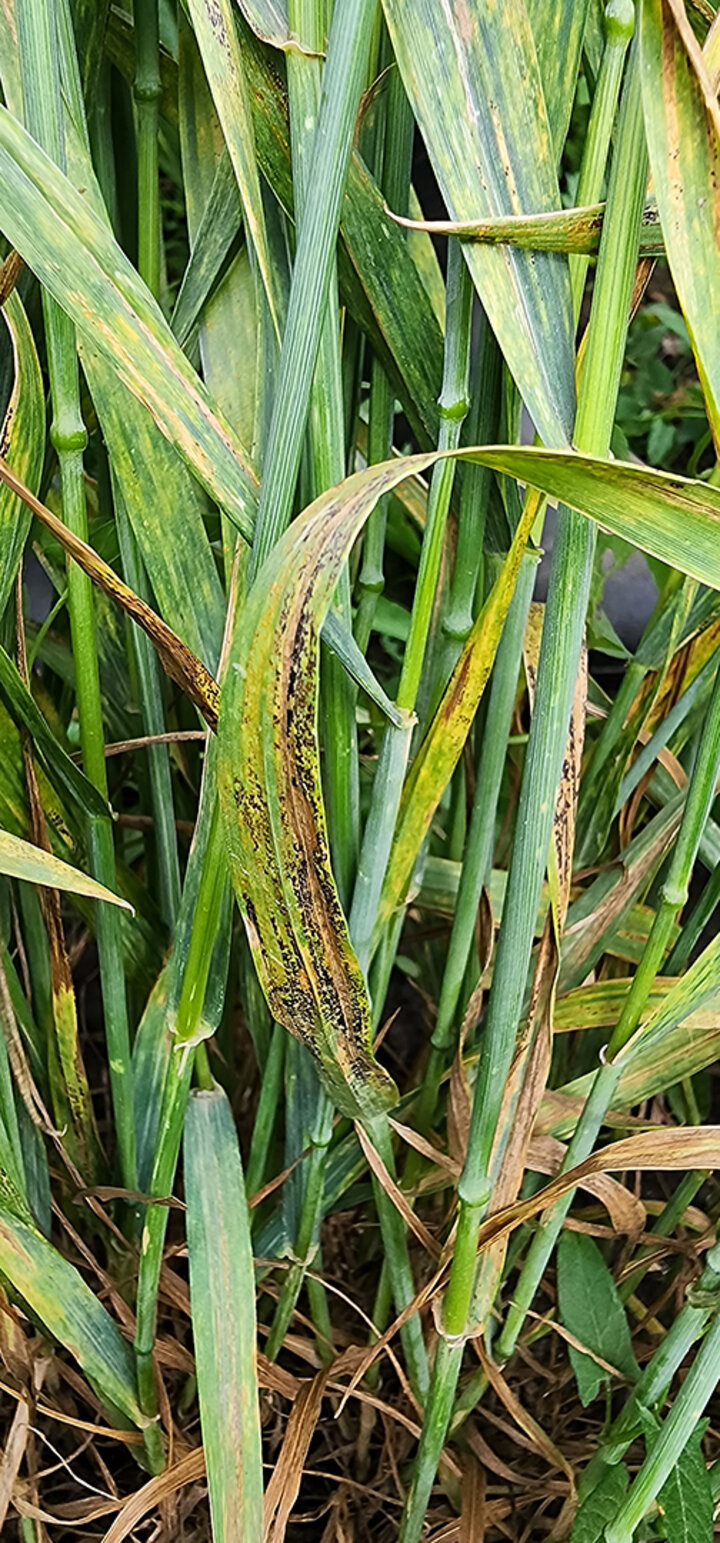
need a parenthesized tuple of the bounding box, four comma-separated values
(0, 1, 719, 1539)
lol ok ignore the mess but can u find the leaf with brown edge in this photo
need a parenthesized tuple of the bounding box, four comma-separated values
(377, 490, 543, 938)
(475, 1126, 720, 1253)
(218, 457, 444, 1122)
(0, 456, 220, 731)
(388, 200, 664, 256)
(640, 0, 720, 447)
(0, 286, 44, 616)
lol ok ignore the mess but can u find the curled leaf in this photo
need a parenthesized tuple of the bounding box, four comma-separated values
(218, 457, 447, 1120)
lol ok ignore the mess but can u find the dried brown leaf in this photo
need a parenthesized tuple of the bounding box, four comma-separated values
(459, 1454, 486, 1543)
(355, 1121, 440, 1259)
(0, 455, 219, 728)
(477, 1126, 720, 1252)
(101, 1449, 205, 1543)
(0, 1391, 29, 1530)
(263, 1369, 329, 1543)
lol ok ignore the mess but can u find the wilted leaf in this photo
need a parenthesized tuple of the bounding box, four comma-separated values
(477, 1126, 720, 1251)
(218, 459, 446, 1120)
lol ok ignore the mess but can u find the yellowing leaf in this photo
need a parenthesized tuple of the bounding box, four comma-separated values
(218, 460, 440, 1120)
(640, 0, 720, 445)
(382, 0, 576, 448)
(0, 829, 131, 909)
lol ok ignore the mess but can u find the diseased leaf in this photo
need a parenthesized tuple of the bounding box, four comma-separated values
(178, 22, 260, 456)
(48, 24, 227, 670)
(187, 0, 284, 337)
(0, 286, 44, 616)
(557, 1233, 639, 1406)
(106, 4, 445, 446)
(382, 0, 576, 448)
(640, 0, 720, 445)
(217, 460, 440, 1120)
(218, 455, 541, 1119)
(526, 0, 591, 158)
(461, 446, 720, 591)
(0, 458, 221, 730)
(0, 829, 131, 904)
(0, 1210, 143, 1427)
(390, 200, 664, 256)
(0, 102, 259, 538)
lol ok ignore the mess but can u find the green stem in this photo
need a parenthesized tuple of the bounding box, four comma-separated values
(133, 0, 161, 301)
(579, 1237, 720, 1503)
(427, 317, 502, 711)
(250, 0, 379, 574)
(115, 496, 181, 927)
(245, 1023, 285, 1204)
(349, 240, 474, 973)
(17, 0, 136, 1191)
(606, 1282, 720, 1542)
(265, 1095, 333, 1360)
(398, 30, 644, 1541)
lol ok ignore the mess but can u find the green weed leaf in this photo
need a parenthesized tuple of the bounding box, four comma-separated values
(557, 1232, 639, 1406)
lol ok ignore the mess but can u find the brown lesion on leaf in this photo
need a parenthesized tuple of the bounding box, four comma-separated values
(204, 0, 227, 45)
(0, 250, 23, 309)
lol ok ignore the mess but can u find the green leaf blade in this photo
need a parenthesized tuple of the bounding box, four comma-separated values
(382, 0, 576, 448)
(0, 1211, 143, 1428)
(0, 829, 132, 908)
(185, 1086, 263, 1543)
(557, 1232, 639, 1407)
